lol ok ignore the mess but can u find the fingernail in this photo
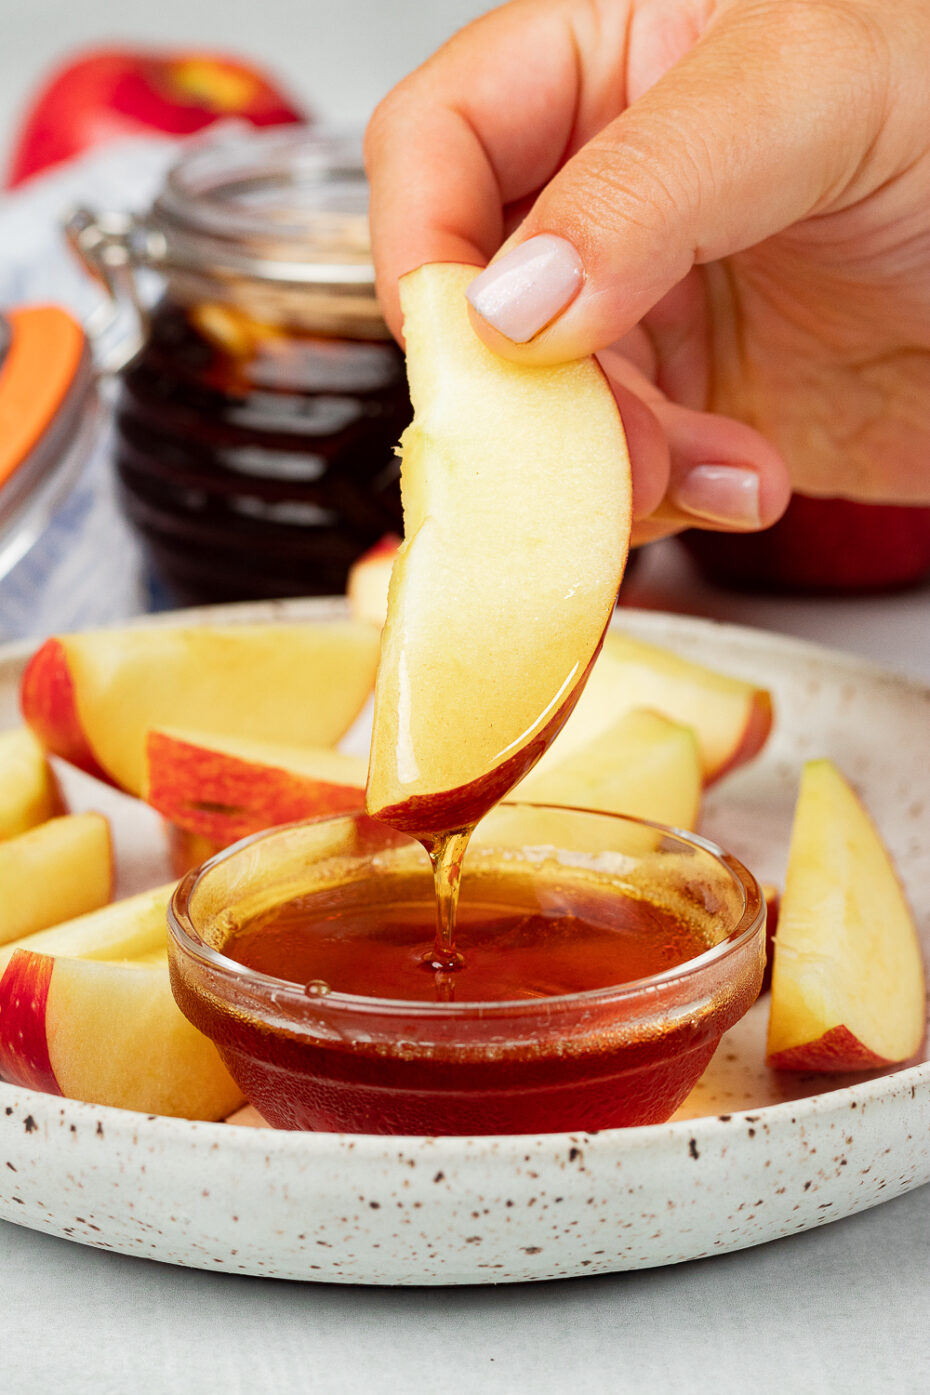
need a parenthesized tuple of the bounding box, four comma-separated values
(466, 234, 584, 343)
(672, 465, 762, 528)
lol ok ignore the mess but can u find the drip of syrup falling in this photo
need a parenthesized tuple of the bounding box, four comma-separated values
(417, 827, 472, 999)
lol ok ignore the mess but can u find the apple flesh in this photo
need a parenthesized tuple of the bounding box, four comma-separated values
(0, 882, 175, 977)
(0, 726, 64, 839)
(0, 948, 243, 1119)
(143, 727, 367, 844)
(367, 263, 632, 836)
(766, 759, 926, 1070)
(351, 540, 771, 789)
(540, 631, 772, 785)
(0, 813, 112, 944)
(21, 620, 380, 796)
(479, 708, 702, 854)
(518, 708, 702, 828)
(346, 534, 401, 628)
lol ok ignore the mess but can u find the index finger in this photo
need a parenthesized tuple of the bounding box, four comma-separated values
(363, 0, 614, 340)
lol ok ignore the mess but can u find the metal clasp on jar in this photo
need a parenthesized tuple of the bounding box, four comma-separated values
(64, 207, 168, 374)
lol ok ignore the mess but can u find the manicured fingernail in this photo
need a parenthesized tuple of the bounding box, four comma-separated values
(466, 234, 584, 343)
(672, 465, 762, 528)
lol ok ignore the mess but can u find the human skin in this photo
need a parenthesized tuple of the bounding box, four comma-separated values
(365, 0, 930, 542)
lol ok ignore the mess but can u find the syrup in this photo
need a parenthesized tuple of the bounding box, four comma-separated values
(222, 873, 711, 1004)
(169, 865, 744, 1133)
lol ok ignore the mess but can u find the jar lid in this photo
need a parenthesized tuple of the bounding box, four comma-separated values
(141, 126, 388, 337)
(0, 306, 98, 580)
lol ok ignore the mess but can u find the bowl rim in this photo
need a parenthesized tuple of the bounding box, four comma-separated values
(167, 802, 766, 1019)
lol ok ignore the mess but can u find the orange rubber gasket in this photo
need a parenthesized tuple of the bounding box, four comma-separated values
(0, 306, 87, 490)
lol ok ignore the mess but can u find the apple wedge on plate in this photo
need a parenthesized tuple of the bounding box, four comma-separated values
(477, 708, 702, 854)
(767, 759, 926, 1070)
(541, 631, 773, 786)
(0, 812, 112, 943)
(0, 884, 244, 1119)
(143, 728, 368, 845)
(366, 263, 632, 836)
(0, 948, 244, 1119)
(21, 620, 380, 796)
(0, 727, 64, 839)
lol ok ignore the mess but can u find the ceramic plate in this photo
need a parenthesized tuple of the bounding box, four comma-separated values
(1, 600, 928, 1285)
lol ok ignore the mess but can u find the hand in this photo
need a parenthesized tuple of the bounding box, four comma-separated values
(365, 0, 930, 543)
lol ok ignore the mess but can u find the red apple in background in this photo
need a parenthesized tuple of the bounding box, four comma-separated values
(6, 47, 307, 188)
(680, 494, 930, 594)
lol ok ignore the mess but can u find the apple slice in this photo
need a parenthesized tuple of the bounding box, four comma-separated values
(0, 813, 112, 945)
(538, 631, 772, 785)
(518, 708, 701, 826)
(346, 534, 400, 627)
(0, 727, 64, 839)
(478, 709, 701, 853)
(0, 883, 175, 976)
(766, 759, 926, 1070)
(21, 620, 380, 795)
(143, 727, 367, 844)
(0, 949, 243, 1119)
(367, 263, 632, 836)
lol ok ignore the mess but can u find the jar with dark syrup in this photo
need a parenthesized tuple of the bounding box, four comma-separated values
(70, 129, 408, 604)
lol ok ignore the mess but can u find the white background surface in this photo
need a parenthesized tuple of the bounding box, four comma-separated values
(1, 2, 930, 1391)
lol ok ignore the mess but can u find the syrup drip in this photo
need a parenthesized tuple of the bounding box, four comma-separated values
(418, 827, 472, 998)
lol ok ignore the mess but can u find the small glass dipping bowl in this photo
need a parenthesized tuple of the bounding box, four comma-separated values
(167, 805, 765, 1135)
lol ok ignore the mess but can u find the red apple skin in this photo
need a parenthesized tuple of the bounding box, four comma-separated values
(19, 639, 110, 784)
(768, 1024, 898, 1073)
(708, 690, 774, 785)
(146, 730, 365, 844)
(7, 48, 306, 188)
(0, 950, 62, 1094)
(681, 495, 930, 594)
(358, 534, 401, 564)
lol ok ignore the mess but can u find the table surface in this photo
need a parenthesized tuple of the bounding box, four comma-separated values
(2, 541, 929, 1395)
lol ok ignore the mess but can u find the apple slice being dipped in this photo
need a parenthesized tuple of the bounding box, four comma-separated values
(366, 263, 632, 837)
(766, 759, 926, 1070)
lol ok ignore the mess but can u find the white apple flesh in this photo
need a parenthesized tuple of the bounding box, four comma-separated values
(366, 263, 632, 836)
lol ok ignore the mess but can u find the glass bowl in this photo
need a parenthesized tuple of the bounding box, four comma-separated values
(167, 805, 765, 1135)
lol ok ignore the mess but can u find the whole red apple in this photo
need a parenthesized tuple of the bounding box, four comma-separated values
(680, 494, 930, 593)
(6, 47, 307, 188)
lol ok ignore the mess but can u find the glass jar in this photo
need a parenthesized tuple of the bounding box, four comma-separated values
(68, 128, 409, 605)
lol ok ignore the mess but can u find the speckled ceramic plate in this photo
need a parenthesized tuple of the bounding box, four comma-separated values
(1, 600, 928, 1285)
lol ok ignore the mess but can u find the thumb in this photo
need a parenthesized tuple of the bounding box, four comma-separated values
(465, 0, 885, 362)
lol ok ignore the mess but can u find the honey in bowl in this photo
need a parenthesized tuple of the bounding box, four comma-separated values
(167, 807, 766, 1135)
